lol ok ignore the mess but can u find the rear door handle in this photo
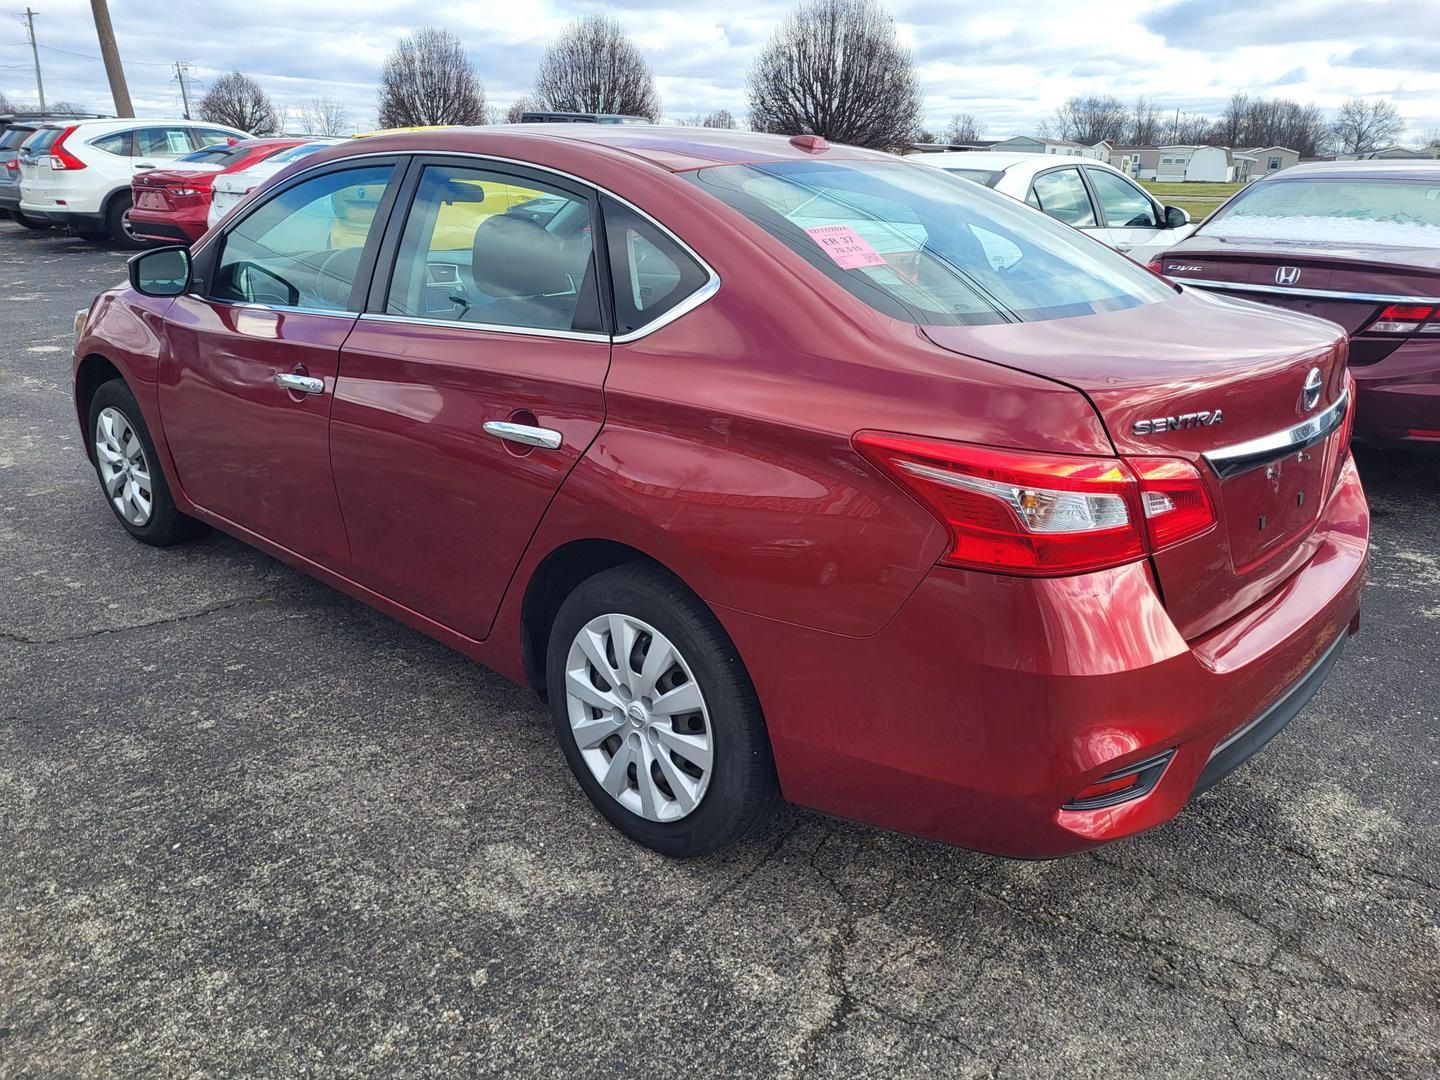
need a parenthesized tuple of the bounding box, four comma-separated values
(483, 420, 563, 450)
(274, 372, 325, 395)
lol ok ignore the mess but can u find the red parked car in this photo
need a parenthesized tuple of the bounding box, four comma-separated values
(129, 137, 309, 245)
(71, 128, 1368, 858)
(1152, 160, 1440, 448)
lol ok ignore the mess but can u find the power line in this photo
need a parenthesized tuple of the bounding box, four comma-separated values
(38, 42, 169, 66)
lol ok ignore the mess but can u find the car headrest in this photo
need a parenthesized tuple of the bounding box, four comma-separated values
(472, 214, 569, 297)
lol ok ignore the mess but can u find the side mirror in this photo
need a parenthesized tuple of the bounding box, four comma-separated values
(128, 245, 191, 297)
(1163, 205, 1191, 229)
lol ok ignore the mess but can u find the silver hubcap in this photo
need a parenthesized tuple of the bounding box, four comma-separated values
(564, 613, 713, 822)
(95, 406, 153, 526)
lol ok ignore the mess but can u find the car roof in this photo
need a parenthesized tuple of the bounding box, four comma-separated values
(329, 124, 893, 172)
(914, 151, 1121, 178)
(1258, 159, 1440, 182)
(39, 117, 242, 132)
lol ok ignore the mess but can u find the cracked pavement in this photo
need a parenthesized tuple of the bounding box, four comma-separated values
(1, 223, 1437, 1078)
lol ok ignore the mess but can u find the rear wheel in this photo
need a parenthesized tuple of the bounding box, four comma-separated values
(86, 379, 198, 545)
(105, 192, 146, 249)
(546, 563, 780, 857)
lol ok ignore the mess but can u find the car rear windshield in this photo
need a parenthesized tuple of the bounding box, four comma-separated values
(177, 146, 242, 165)
(686, 159, 1172, 325)
(268, 142, 335, 164)
(0, 127, 36, 150)
(938, 167, 1003, 188)
(22, 128, 62, 153)
(1202, 177, 1440, 248)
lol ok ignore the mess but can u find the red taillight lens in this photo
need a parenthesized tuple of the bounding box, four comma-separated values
(48, 126, 87, 171)
(1130, 458, 1215, 549)
(855, 434, 1217, 577)
(1369, 303, 1434, 334)
(4, 159, 17, 172)
(1147, 259, 1164, 273)
(1338, 372, 1357, 455)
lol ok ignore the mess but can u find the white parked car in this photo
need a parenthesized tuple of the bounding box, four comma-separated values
(18, 117, 247, 247)
(915, 152, 1196, 264)
(206, 139, 342, 229)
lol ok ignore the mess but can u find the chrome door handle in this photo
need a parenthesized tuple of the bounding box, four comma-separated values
(483, 420, 562, 450)
(274, 372, 325, 395)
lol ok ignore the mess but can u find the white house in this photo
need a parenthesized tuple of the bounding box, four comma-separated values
(1153, 145, 1234, 182)
(989, 136, 1109, 160)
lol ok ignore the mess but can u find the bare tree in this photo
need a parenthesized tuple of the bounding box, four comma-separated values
(198, 71, 281, 134)
(1052, 95, 1128, 145)
(1170, 112, 1214, 145)
(299, 96, 349, 136)
(1424, 126, 1440, 149)
(701, 108, 737, 129)
(377, 27, 486, 128)
(1330, 97, 1404, 155)
(747, 0, 922, 151)
(944, 112, 984, 144)
(1124, 96, 1162, 146)
(533, 14, 661, 121)
(505, 95, 536, 123)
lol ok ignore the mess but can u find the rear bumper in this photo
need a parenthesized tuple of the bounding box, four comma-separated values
(18, 206, 104, 228)
(130, 205, 207, 244)
(1351, 337, 1440, 446)
(721, 453, 1369, 858)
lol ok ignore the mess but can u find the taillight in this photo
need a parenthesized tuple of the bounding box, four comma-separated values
(1337, 371, 1357, 455)
(3, 159, 16, 172)
(1146, 259, 1164, 273)
(853, 433, 1215, 577)
(48, 126, 86, 171)
(1369, 303, 1434, 334)
(1129, 458, 1215, 549)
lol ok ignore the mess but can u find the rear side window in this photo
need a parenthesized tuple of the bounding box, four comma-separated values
(193, 128, 239, 148)
(1028, 169, 1097, 227)
(89, 131, 130, 156)
(211, 165, 393, 311)
(602, 196, 710, 335)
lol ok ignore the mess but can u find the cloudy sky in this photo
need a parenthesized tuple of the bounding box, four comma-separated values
(4, 0, 1438, 140)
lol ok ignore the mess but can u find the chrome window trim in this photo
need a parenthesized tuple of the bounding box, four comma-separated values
(359, 312, 609, 343)
(191, 147, 721, 343)
(1180, 278, 1440, 307)
(187, 296, 358, 320)
(1202, 389, 1349, 480)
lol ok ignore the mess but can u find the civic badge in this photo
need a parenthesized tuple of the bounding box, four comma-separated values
(1300, 367, 1323, 412)
(1275, 266, 1301, 285)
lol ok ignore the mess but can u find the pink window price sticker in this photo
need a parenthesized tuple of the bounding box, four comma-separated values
(804, 224, 887, 269)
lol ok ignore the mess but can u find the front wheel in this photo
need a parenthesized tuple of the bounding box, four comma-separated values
(86, 379, 199, 545)
(547, 563, 781, 857)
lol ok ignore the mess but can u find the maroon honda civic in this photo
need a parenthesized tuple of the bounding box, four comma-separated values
(1152, 160, 1440, 448)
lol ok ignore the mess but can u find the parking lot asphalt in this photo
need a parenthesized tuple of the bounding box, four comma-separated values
(0, 220, 1436, 1079)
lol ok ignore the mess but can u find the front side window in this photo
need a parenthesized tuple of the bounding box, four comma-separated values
(1201, 178, 1440, 248)
(385, 164, 599, 331)
(1028, 168, 1097, 227)
(212, 165, 393, 310)
(687, 158, 1171, 326)
(603, 197, 709, 334)
(193, 128, 239, 148)
(1086, 168, 1158, 228)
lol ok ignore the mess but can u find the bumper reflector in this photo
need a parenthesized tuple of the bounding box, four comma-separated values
(1063, 750, 1175, 811)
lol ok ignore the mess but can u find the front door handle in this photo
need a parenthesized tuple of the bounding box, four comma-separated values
(274, 372, 325, 395)
(483, 420, 562, 450)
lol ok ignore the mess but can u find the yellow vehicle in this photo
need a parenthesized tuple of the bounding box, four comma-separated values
(332, 128, 542, 248)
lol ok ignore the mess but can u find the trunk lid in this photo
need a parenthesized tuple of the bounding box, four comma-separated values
(923, 288, 1352, 639)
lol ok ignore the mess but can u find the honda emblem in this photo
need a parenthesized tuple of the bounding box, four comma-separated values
(1275, 266, 1301, 285)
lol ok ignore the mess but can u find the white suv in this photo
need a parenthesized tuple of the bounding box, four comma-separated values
(19, 118, 247, 247)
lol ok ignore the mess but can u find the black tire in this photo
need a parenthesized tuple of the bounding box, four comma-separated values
(105, 192, 146, 249)
(547, 563, 781, 857)
(86, 379, 199, 546)
(11, 211, 51, 231)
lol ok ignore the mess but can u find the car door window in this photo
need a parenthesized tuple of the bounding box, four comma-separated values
(1028, 169, 1097, 227)
(135, 127, 195, 159)
(1085, 168, 1159, 228)
(384, 164, 600, 332)
(602, 196, 710, 334)
(192, 128, 239, 148)
(211, 165, 393, 311)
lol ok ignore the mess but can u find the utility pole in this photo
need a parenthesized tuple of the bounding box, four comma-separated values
(88, 0, 133, 117)
(173, 60, 193, 119)
(22, 8, 44, 112)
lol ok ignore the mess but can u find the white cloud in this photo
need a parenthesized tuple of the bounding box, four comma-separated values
(2, 0, 1436, 140)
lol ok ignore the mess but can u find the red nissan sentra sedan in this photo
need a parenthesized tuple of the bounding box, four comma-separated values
(130, 137, 310, 245)
(71, 128, 1368, 858)
(1151, 160, 1440, 448)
